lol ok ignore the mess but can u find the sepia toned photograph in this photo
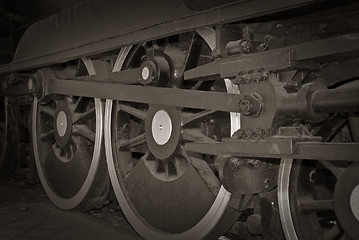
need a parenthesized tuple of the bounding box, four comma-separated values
(0, 0, 358, 239)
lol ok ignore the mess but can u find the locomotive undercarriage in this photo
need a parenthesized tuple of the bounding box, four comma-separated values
(1, 3, 359, 240)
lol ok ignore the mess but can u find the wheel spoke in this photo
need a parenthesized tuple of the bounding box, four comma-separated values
(182, 128, 218, 143)
(191, 81, 203, 90)
(124, 151, 149, 180)
(179, 145, 192, 164)
(40, 106, 56, 118)
(181, 110, 216, 125)
(141, 150, 151, 161)
(64, 149, 70, 159)
(73, 124, 95, 142)
(40, 130, 54, 141)
(119, 133, 146, 148)
(164, 161, 169, 181)
(69, 143, 76, 154)
(299, 198, 334, 212)
(118, 104, 146, 120)
(348, 114, 359, 141)
(69, 96, 83, 112)
(183, 34, 203, 72)
(173, 157, 181, 172)
(72, 107, 95, 124)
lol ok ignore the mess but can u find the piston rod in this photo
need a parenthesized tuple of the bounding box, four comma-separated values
(294, 81, 359, 122)
(312, 85, 359, 114)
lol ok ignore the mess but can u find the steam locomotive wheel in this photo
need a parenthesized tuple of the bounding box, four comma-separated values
(32, 59, 108, 210)
(279, 113, 359, 239)
(105, 29, 240, 239)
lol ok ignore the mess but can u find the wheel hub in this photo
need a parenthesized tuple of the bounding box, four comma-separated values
(151, 109, 172, 145)
(141, 66, 150, 81)
(139, 61, 158, 85)
(350, 184, 359, 221)
(56, 111, 68, 137)
(145, 105, 181, 160)
(54, 101, 72, 147)
(334, 164, 359, 239)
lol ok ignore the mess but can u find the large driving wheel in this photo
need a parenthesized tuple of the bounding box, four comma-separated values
(105, 29, 241, 239)
(32, 59, 109, 210)
(278, 82, 359, 240)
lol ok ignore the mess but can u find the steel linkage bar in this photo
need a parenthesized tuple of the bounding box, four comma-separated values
(45, 78, 242, 113)
(184, 139, 359, 162)
(295, 142, 359, 161)
(34, 70, 358, 118)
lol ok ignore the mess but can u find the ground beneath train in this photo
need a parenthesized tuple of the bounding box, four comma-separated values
(0, 178, 141, 240)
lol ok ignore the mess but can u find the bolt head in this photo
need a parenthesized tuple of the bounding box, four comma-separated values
(140, 61, 157, 85)
(142, 66, 150, 80)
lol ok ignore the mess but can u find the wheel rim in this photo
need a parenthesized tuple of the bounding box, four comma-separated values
(105, 28, 240, 239)
(278, 111, 358, 239)
(33, 60, 105, 210)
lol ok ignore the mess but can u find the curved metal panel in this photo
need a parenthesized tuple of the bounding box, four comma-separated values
(14, 0, 190, 62)
(182, 0, 239, 11)
(0, 0, 320, 74)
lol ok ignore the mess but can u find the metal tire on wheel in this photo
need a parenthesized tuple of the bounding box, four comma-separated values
(105, 29, 241, 239)
(32, 59, 108, 210)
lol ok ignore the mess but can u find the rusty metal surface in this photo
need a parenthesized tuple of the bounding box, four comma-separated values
(0, 0, 320, 74)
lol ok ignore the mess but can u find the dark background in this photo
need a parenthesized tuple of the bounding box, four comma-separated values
(0, 0, 86, 64)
